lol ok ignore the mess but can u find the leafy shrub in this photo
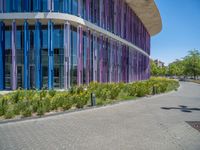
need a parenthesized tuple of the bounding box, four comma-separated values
(48, 90, 56, 97)
(21, 106, 32, 117)
(134, 82, 150, 97)
(37, 104, 45, 116)
(125, 83, 136, 96)
(0, 77, 179, 119)
(62, 94, 73, 110)
(36, 96, 49, 116)
(0, 97, 8, 116)
(75, 92, 89, 109)
(4, 106, 15, 119)
(109, 83, 121, 99)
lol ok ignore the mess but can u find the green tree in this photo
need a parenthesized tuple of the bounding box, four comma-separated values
(184, 49, 200, 79)
(168, 59, 185, 77)
(150, 60, 158, 76)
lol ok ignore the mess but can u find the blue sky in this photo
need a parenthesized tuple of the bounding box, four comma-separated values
(151, 0, 200, 65)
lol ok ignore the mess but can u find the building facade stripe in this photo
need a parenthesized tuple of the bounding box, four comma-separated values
(0, 22, 5, 90)
(48, 20, 54, 89)
(64, 21, 71, 89)
(11, 20, 17, 90)
(24, 20, 30, 89)
(35, 20, 42, 90)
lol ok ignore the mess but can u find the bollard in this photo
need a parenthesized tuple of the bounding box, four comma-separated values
(91, 92, 96, 106)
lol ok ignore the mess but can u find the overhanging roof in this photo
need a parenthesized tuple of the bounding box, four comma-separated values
(125, 0, 162, 36)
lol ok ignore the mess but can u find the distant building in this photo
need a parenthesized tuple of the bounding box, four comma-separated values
(154, 59, 165, 68)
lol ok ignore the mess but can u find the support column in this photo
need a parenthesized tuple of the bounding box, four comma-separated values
(12, 20, 17, 90)
(35, 20, 42, 90)
(64, 21, 71, 89)
(93, 32, 97, 82)
(77, 25, 83, 86)
(48, 20, 54, 89)
(0, 22, 5, 90)
(24, 20, 30, 89)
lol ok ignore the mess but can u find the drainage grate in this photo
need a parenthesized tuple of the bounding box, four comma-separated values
(186, 121, 200, 132)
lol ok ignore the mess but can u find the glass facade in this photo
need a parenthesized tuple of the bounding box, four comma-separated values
(0, 0, 151, 90)
(0, 0, 150, 54)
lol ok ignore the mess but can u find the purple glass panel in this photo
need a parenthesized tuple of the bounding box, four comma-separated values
(77, 25, 83, 85)
(11, 20, 17, 90)
(86, 28, 90, 84)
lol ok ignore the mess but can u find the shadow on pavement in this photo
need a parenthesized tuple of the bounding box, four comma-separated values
(161, 105, 200, 113)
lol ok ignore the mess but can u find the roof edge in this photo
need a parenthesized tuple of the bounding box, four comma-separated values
(126, 0, 162, 36)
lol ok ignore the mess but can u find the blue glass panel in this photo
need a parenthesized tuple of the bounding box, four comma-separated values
(54, 28, 64, 49)
(24, 21, 30, 89)
(70, 26, 77, 86)
(33, 0, 41, 11)
(22, 0, 30, 12)
(17, 0, 22, 12)
(71, 0, 78, 15)
(5, 0, 11, 12)
(16, 31, 21, 49)
(0, 22, 5, 90)
(54, 0, 64, 12)
(5, 31, 11, 49)
(48, 21, 54, 89)
(41, 0, 48, 12)
(41, 29, 48, 49)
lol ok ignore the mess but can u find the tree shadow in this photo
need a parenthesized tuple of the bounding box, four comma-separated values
(161, 105, 200, 113)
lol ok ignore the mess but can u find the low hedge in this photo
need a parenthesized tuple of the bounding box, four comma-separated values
(0, 77, 179, 119)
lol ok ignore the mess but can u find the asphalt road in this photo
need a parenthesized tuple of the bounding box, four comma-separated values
(0, 82, 200, 150)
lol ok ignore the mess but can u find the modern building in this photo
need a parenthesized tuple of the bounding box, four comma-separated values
(154, 59, 165, 68)
(0, 0, 162, 90)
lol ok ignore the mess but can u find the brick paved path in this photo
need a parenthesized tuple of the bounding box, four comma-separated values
(0, 82, 200, 150)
